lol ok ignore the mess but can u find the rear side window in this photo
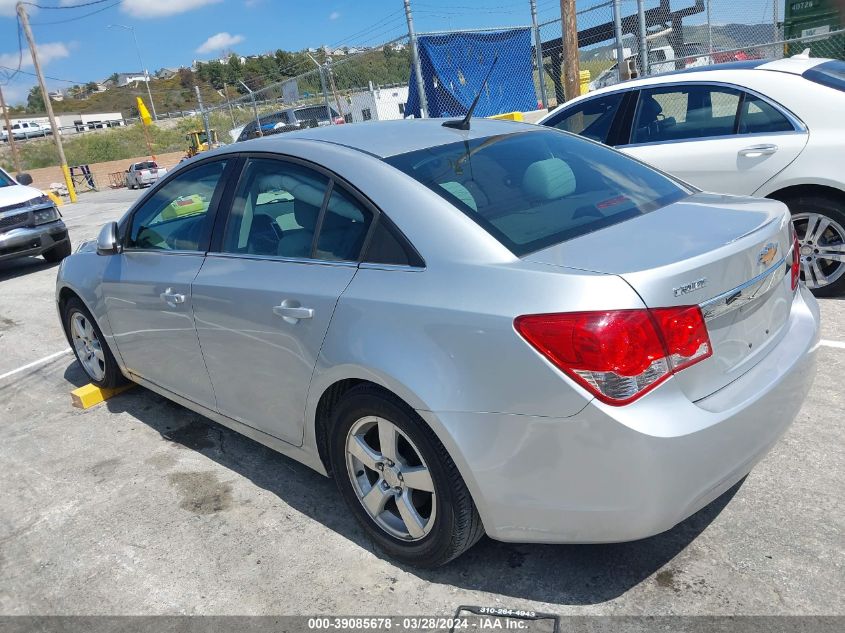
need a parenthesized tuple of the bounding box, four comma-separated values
(385, 130, 688, 256)
(803, 60, 845, 93)
(631, 85, 741, 144)
(546, 92, 624, 144)
(738, 93, 794, 134)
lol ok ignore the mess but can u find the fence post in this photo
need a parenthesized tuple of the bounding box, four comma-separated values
(612, 0, 626, 83)
(637, 0, 649, 76)
(404, 0, 429, 118)
(706, 0, 713, 55)
(195, 86, 212, 151)
(530, 0, 549, 109)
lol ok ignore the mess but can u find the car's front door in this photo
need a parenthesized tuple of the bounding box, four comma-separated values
(192, 156, 374, 445)
(101, 159, 231, 409)
(619, 83, 808, 195)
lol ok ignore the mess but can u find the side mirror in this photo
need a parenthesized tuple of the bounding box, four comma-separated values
(96, 222, 122, 256)
(16, 172, 33, 186)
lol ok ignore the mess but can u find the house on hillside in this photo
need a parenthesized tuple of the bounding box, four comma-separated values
(103, 72, 148, 88)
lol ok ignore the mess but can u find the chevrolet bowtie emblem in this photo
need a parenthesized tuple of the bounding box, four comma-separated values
(758, 242, 779, 267)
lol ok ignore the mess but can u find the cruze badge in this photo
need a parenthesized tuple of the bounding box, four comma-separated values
(673, 278, 708, 297)
(758, 242, 779, 267)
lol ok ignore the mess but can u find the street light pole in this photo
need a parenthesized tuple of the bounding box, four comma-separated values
(108, 24, 157, 121)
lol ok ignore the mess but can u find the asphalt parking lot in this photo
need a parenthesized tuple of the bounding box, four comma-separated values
(0, 188, 843, 616)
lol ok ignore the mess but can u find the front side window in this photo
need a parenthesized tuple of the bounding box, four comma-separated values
(631, 84, 741, 144)
(362, 108, 372, 121)
(386, 130, 688, 256)
(221, 158, 329, 259)
(127, 160, 227, 251)
(546, 92, 624, 144)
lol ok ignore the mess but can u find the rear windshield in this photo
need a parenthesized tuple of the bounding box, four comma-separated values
(385, 130, 689, 255)
(803, 60, 845, 93)
(295, 106, 338, 122)
(136, 161, 157, 169)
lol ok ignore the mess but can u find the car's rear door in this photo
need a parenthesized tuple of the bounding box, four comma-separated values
(191, 155, 374, 445)
(102, 158, 232, 409)
(619, 82, 808, 195)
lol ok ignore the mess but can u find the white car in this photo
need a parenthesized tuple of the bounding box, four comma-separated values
(1, 120, 51, 141)
(124, 161, 166, 189)
(540, 57, 845, 295)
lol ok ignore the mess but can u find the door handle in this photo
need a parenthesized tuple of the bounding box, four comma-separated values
(160, 288, 186, 307)
(273, 300, 314, 324)
(739, 144, 778, 157)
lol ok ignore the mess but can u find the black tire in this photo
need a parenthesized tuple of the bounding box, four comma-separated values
(63, 297, 128, 389)
(328, 385, 484, 568)
(782, 194, 845, 297)
(42, 239, 71, 263)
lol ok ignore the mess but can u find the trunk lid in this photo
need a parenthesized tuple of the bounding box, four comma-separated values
(524, 192, 795, 401)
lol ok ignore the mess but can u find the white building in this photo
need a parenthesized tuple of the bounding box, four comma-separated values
(6, 112, 124, 136)
(342, 83, 409, 123)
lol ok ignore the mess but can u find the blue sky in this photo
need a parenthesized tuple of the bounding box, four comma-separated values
(0, 0, 780, 107)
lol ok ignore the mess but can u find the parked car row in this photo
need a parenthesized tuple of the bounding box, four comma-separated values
(541, 56, 845, 295)
(1, 120, 52, 141)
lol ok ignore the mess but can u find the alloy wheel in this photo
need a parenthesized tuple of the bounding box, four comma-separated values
(792, 212, 845, 290)
(345, 416, 436, 541)
(70, 312, 106, 382)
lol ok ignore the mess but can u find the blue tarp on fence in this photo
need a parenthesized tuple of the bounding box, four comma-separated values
(406, 28, 538, 119)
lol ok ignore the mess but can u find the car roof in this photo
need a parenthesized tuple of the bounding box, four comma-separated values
(580, 56, 832, 98)
(229, 117, 541, 158)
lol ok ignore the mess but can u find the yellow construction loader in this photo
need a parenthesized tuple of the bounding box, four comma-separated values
(185, 129, 220, 159)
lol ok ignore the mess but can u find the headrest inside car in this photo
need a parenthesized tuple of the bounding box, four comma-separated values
(522, 158, 576, 201)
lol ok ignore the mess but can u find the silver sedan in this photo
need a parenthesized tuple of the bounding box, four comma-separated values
(56, 119, 819, 567)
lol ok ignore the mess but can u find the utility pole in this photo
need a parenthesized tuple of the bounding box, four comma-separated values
(530, 0, 548, 109)
(223, 82, 236, 129)
(194, 85, 212, 150)
(307, 53, 334, 125)
(0, 85, 22, 173)
(325, 59, 345, 122)
(559, 0, 580, 101)
(17, 2, 76, 202)
(239, 80, 262, 134)
(404, 0, 428, 117)
(636, 0, 649, 76)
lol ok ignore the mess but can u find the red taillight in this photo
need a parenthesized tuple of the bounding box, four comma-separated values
(791, 231, 800, 291)
(514, 307, 712, 406)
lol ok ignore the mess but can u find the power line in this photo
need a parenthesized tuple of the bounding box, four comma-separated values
(31, 0, 122, 25)
(22, 0, 117, 9)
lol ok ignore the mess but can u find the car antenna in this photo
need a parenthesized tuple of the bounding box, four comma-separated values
(442, 55, 499, 131)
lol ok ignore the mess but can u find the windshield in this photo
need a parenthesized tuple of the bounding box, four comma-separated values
(803, 60, 845, 93)
(385, 130, 689, 256)
(0, 168, 14, 188)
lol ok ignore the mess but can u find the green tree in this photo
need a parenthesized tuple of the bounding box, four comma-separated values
(26, 86, 45, 113)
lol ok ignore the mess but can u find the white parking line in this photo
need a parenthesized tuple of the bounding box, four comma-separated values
(820, 339, 845, 350)
(0, 349, 71, 382)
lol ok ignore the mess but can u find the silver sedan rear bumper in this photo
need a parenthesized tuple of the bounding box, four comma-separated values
(424, 286, 820, 543)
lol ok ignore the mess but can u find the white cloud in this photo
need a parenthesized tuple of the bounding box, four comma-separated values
(0, 42, 72, 70)
(329, 10, 340, 20)
(196, 32, 245, 54)
(0, 0, 21, 17)
(122, 0, 222, 19)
